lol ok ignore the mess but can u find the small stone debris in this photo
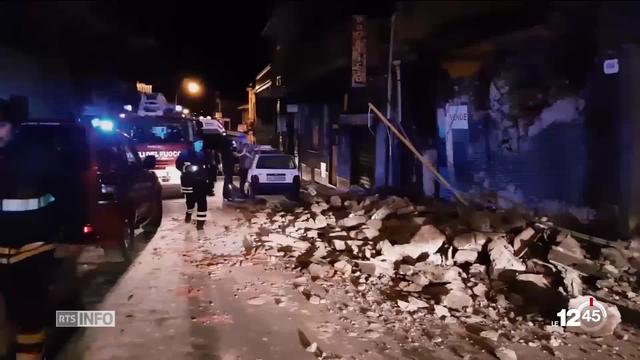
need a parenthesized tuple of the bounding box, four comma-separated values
(247, 296, 266, 305)
(495, 347, 517, 360)
(241, 192, 634, 350)
(480, 330, 500, 342)
(338, 215, 368, 228)
(488, 237, 526, 277)
(330, 195, 342, 208)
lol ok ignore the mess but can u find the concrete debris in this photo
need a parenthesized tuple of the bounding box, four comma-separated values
(566, 296, 621, 337)
(332, 240, 346, 251)
(601, 247, 630, 271)
(555, 232, 585, 259)
(313, 215, 328, 229)
(487, 237, 526, 277)
(366, 219, 382, 230)
(495, 347, 517, 360)
(559, 266, 583, 296)
(356, 259, 394, 276)
(472, 283, 488, 298)
(516, 274, 551, 288)
(242, 190, 639, 352)
(371, 206, 392, 220)
(305, 342, 318, 353)
(333, 260, 352, 275)
(453, 232, 488, 252)
(247, 296, 266, 305)
(480, 330, 500, 342)
(443, 290, 473, 310)
(434, 304, 450, 318)
(338, 215, 367, 228)
(454, 250, 478, 264)
(513, 227, 536, 257)
(308, 263, 333, 278)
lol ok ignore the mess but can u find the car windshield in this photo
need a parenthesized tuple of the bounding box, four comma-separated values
(256, 155, 296, 169)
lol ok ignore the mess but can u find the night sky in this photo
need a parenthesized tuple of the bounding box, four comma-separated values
(0, 2, 273, 110)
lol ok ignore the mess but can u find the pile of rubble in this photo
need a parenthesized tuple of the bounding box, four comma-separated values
(244, 191, 640, 356)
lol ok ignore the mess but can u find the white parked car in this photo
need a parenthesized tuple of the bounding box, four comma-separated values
(246, 153, 300, 198)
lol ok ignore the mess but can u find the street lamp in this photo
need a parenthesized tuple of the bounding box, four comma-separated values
(175, 78, 203, 105)
(186, 81, 201, 95)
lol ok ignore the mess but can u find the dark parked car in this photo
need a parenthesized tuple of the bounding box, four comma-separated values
(21, 120, 163, 261)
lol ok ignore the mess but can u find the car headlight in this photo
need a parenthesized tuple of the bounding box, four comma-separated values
(101, 184, 116, 194)
(187, 165, 199, 172)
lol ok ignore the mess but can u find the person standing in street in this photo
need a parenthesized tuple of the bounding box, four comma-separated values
(237, 143, 255, 198)
(0, 97, 60, 360)
(176, 136, 211, 230)
(221, 138, 238, 201)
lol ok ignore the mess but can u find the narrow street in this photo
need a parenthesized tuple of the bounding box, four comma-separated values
(56, 184, 404, 360)
(52, 181, 640, 360)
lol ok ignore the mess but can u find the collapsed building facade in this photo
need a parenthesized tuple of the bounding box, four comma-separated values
(252, 1, 640, 239)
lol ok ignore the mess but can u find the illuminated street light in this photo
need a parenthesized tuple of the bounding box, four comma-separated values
(119, 113, 126, 119)
(186, 81, 201, 95)
(123, 104, 133, 112)
(182, 108, 190, 115)
(175, 105, 183, 112)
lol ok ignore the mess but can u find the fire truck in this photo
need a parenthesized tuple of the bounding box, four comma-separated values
(117, 93, 196, 188)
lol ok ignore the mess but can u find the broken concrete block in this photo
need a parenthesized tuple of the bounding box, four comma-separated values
(525, 259, 556, 275)
(366, 219, 382, 230)
(414, 263, 465, 284)
(495, 347, 517, 360)
(566, 296, 621, 337)
(308, 263, 333, 278)
(361, 228, 380, 240)
(513, 227, 536, 257)
(333, 260, 352, 275)
(378, 228, 444, 261)
(480, 330, 499, 341)
(472, 283, 488, 298)
(398, 264, 414, 275)
(330, 195, 342, 208)
(516, 274, 551, 288)
(559, 265, 583, 297)
(313, 215, 328, 229)
(488, 237, 526, 277)
(454, 250, 478, 264)
(434, 304, 450, 318)
(309, 295, 321, 305)
(408, 296, 428, 309)
(356, 259, 394, 276)
(307, 230, 318, 239)
(371, 206, 392, 220)
(443, 290, 473, 310)
(468, 211, 492, 232)
(311, 243, 328, 260)
(397, 300, 416, 312)
(332, 240, 346, 251)
(338, 215, 367, 228)
(453, 232, 488, 252)
(555, 232, 585, 259)
(601, 247, 630, 271)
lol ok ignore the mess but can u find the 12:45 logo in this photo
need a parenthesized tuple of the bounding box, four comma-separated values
(557, 297, 608, 332)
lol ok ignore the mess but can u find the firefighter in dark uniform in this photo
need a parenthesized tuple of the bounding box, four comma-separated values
(0, 97, 59, 360)
(221, 138, 238, 201)
(176, 137, 210, 230)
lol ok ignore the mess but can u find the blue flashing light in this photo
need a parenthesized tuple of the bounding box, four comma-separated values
(91, 118, 115, 132)
(100, 120, 114, 131)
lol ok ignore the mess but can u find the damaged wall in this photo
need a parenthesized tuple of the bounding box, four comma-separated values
(435, 9, 632, 237)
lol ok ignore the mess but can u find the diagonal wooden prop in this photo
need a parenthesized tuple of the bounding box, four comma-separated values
(368, 102, 468, 205)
